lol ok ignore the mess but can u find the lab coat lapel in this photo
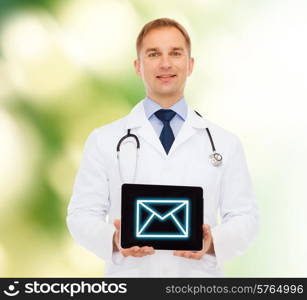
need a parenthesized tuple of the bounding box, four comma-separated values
(168, 106, 207, 156)
(125, 100, 166, 157)
(138, 122, 166, 156)
(125, 100, 207, 157)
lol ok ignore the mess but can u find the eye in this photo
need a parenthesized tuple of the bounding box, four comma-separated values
(171, 51, 182, 56)
(148, 52, 159, 57)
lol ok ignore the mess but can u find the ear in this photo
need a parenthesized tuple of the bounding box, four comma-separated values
(134, 59, 141, 77)
(188, 57, 194, 76)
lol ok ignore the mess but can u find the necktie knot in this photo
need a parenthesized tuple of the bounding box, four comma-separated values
(154, 109, 176, 123)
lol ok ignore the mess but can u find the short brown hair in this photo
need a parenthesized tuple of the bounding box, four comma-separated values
(136, 18, 191, 57)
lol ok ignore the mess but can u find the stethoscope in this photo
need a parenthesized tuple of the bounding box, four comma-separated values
(116, 111, 223, 183)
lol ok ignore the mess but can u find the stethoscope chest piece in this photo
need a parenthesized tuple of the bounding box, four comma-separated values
(209, 151, 223, 167)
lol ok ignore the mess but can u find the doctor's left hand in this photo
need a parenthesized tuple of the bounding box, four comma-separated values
(173, 224, 215, 260)
(113, 219, 155, 257)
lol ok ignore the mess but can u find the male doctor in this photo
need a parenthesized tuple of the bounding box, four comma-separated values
(67, 18, 259, 277)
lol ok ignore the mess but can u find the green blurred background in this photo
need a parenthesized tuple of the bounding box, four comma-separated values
(1, 0, 306, 277)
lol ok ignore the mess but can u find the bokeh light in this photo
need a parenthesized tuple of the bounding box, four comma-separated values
(1, 11, 82, 101)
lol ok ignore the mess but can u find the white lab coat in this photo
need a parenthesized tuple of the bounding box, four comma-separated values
(67, 99, 259, 277)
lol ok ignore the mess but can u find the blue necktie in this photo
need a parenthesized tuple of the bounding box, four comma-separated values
(154, 109, 176, 154)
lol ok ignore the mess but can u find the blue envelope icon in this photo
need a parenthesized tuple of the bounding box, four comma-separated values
(135, 199, 190, 238)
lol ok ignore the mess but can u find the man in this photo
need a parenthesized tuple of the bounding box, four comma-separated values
(67, 18, 259, 277)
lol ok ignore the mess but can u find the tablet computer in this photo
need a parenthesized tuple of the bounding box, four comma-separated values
(120, 183, 204, 250)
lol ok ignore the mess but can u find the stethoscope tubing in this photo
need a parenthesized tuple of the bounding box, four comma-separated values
(116, 111, 223, 182)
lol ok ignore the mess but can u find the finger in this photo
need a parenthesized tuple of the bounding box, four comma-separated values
(122, 251, 143, 257)
(140, 247, 149, 253)
(113, 232, 121, 251)
(113, 219, 121, 231)
(175, 250, 186, 254)
(121, 246, 139, 257)
(131, 252, 145, 257)
(133, 246, 140, 252)
(186, 252, 202, 259)
(189, 252, 203, 260)
(121, 249, 130, 257)
(178, 251, 189, 258)
(131, 247, 151, 257)
(203, 224, 208, 237)
(203, 224, 212, 239)
(142, 246, 155, 254)
(148, 247, 155, 254)
(183, 252, 192, 259)
(173, 251, 184, 257)
(126, 245, 155, 256)
(136, 247, 153, 256)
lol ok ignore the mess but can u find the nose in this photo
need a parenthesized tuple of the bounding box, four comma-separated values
(159, 54, 172, 69)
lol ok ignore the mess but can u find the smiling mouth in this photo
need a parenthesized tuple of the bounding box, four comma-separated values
(156, 74, 176, 78)
(156, 75, 177, 83)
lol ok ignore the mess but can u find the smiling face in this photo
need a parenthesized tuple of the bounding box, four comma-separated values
(134, 26, 194, 107)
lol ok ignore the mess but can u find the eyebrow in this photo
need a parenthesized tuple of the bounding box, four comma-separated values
(171, 47, 184, 51)
(145, 47, 159, 53)
(145, 47, 184, 53)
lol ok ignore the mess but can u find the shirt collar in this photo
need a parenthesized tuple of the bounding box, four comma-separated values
(143, 97, 187, 121)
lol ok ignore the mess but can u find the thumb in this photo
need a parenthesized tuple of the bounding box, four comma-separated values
(202, 224, 210, 239)
(113, 219, 121, 231)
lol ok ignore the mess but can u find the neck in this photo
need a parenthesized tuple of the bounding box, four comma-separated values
(147, 94, 184, 108)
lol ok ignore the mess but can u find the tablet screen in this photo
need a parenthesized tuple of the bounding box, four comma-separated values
(120, 183, 203, 250)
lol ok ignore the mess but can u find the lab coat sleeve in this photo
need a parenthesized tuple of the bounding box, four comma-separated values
(211, 136, 260, 267)
(66, 129, 115, 262)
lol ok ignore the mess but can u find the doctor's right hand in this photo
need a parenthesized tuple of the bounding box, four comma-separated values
(113, 219, 155, 257)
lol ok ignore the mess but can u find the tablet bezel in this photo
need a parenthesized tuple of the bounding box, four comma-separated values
(120, 183, 204, 251)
